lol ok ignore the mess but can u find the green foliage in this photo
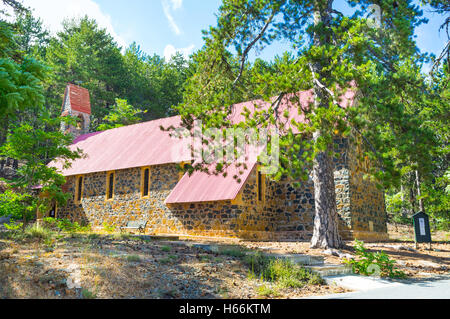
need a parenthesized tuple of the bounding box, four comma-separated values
(102, 221, 116, 234)
(219, 247, 247, 258)
(42, 217, 91, 233)
(1, 113, 83, 221)
(161, 245, 171, 252)
(0, 190, 35, 220)
(81, 288, 97, 299)
(97, 99, 146, 131)
(44, 16, 127, 125)
(172, 0, 450, 244)
(386, 191, 413, 225)
(43, 17, 189, 128)
(0, 20, 47, 146)
(244, 252, 325, 288)
(256, 284, 280, 298)
(125, 254, 141, 263)
(3, 222, 55, 241)
(343, 240, 407, 279)
(13, 10, 50, 58)
(24, 223, 54, 240)
(3, 221, 23, 231)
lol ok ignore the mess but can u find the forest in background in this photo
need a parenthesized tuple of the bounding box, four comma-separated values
(0, 0, 448, 235)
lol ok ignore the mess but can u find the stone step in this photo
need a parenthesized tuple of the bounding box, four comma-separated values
(265, 253, 325, 266)
(306, 264, 353, 277)
(145, 235, 180, 241)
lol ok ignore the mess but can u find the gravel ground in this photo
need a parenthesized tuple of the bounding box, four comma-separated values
(0, 233, 348, 299)
(1, 224, 448, 299)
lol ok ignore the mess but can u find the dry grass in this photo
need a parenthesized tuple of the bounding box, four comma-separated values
(0, 231, 347, 299)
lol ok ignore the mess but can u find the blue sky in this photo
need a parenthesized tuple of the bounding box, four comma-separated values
(19, 0, 449, 63)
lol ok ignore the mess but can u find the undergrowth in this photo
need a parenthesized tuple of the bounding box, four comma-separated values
(343, 240, 407, 279)
(244, 252, 325, 288)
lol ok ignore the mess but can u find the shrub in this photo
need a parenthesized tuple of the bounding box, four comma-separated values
(43, 217, 91, 233)
(257, 285, 280, 298)
(161, 245, 171, 252)
(220, 247, 247, 258)
(25, 223, 54, 241)
(244, 252, 325, 288)
(0, 190, 35, 221)
(81, 289, 97, 299)
(126, 254, 141, 262)
(102, 222, 116, 233)
(4, 221, 23, 231)
(343, 240, 407, 279)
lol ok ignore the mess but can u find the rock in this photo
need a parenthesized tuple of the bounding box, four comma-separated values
(323, 249, 340, 257)
(397, 245, 416, 252)
(323, 249, 353, 259)
(0, 216, 11, 224)
(338, 253, 353, 259)
(418, 260, 441, 268)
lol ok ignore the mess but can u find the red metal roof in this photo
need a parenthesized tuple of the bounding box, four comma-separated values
(165, 144, 261, 204)
(165, 90, 355, 204)
(51, 89, 356, 203)
(49, 116, 192, 176)
(63, 84, 91, 115)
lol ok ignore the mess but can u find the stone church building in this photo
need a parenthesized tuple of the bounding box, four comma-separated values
(49, 84, 388, 241)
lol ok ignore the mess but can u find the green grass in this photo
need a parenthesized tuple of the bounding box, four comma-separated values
(219, 247, 247, 258)
(256, 284, 280, 298)
(81, 288, 97, 299)
(25, 223, 54, 241)
(161, 245, 171, 252)
(125, 254, 141, 262)
(199, 254, 213, 263)
(244, 252, 325, 288)
(159, 255, 177, 264)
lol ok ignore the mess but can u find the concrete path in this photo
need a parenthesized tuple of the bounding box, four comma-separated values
(311, 276, 450, 299)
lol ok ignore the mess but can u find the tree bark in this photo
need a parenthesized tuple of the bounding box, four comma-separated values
(310, 132, 343, 248)
(310, 0, 342, 249)
(415, 170, 424, 213)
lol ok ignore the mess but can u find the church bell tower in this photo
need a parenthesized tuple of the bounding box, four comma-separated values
(61, 83, 91, 140)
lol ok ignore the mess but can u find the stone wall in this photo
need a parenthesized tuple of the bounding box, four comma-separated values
(57, 163, 318, 240)
(346, 138, 388, 240)
(56, 137, 387, 241)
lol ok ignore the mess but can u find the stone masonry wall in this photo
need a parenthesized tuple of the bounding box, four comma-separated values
(56, 137, 387, 241)
(346, 138, 388, 240)
(57, 163, 318, 240)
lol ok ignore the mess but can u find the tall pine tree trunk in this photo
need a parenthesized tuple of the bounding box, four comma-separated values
(415, 170, 424, 213)
(310, 0, 342, 249)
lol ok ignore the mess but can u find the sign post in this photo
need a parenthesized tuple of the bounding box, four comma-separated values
(412, 212, 432, 250)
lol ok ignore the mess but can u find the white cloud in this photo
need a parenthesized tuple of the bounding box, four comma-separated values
(169, 0, 183, 10)
(22, 0, 127, 49)
(162, 0, 183, 36)
(163, 44, 195, 61)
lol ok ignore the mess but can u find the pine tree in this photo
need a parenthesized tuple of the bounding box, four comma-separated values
(175, 0, 432, 248)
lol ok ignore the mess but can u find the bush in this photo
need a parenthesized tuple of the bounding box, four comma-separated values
(343, 240, 407, 279)
(0, 190, 35, 221)
(3, 221, 23, 231)
(81, 288, 97, 299)
(257, 285, 280, 298)
(219, 247, 247, 258)
(244, 252, 325, 288)
(102, 222, 116, 233)
(42, 217, 91, 233)
(126, 254, 141, 262)
(386, 192, 413, 225)
(25, 223, 54, 241)
(161, 245, 171, 252)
